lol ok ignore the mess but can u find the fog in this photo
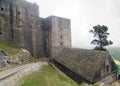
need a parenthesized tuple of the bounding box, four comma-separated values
(26, 0, 120, 49)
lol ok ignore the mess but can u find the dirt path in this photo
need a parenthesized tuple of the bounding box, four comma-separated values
(0, 62, 48, 86)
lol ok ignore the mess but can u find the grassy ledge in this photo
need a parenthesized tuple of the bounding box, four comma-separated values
(0, 40, 20, 55)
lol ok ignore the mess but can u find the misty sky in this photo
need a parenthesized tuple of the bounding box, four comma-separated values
(26, 0, 120, 49)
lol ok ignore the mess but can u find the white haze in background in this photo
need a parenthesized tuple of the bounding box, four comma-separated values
(26, 0, 120, 49)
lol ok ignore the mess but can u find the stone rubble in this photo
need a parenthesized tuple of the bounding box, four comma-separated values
(0, 49, 32, 69)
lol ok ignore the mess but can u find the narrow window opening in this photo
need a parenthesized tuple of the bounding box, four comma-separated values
(60, 35, 62, 39)
(18, 25, 21, 28)
(18, 18, 20, 21)
(18, 11, 20, 15)
(1, 8, 3, 11)
(60, 42, 63, 45)
(106, 65, 110, 73)
(60, 28, 63, 30)
(31, 15, 33, 17)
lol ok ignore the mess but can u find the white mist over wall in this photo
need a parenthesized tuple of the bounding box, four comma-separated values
(26, 0, 120, 48)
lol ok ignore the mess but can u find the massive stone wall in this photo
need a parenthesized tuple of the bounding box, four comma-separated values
(0, 0, 12, 42)
(0, 0, 44, 57)
(0, 0, 71, 58)
(11, 0, 42, 57)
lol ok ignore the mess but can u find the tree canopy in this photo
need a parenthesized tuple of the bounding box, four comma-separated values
(89, 25, 113, 50)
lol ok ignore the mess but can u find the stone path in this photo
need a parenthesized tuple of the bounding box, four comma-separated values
(0, 62, 48, 86)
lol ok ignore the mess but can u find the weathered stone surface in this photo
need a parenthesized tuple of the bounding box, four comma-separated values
(0, 50, 9, 68)
(0, 49, 32, 69)
(42, 16, 71, 58)
(12, 49, 32, 63)
(54, 48, 117, 84)
(0, 0, 71, 58)
(0, 0, 43, 58)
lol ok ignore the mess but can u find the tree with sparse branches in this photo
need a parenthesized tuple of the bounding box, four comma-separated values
(89, 25, 113, 50)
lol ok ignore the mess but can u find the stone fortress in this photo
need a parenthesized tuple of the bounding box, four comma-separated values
(0, 0, 71, 58)
(0, 0, 118, 84)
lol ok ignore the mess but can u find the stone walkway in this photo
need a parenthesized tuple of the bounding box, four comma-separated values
(0, 62, 48, 86)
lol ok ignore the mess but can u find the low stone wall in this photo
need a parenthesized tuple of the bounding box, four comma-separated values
(0, 62, 47, 86)
(96, 73, 117, 85)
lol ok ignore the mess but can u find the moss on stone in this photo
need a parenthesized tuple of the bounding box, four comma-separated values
(0, 40, 20, 55)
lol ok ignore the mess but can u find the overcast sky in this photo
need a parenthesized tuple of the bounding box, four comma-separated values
(26, 0, 120, 49)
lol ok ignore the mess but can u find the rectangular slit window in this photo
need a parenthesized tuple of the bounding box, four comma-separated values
(106, 65, 110, 73)
(18, 11, 20, 15)
(60, 35, 62, 39)
(1, 8, 3, 11)
(60, 42, 63, 45)
(60, 28, 63, 30)
(31, 15, 33, 17)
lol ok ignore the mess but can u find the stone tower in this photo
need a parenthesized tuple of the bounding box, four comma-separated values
(42, 16, 71, 58)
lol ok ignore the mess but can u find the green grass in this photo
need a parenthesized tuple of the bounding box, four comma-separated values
(20, 65, 98, 86)
(107, 47, 120, 75)
(0, 40, 20, 55)
(21, 65, 79, 86)
(117, 65, 120, 75)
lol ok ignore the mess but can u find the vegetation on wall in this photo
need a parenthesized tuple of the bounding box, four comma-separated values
(0, 40, 20, 55)
(107, 47, 120, 74)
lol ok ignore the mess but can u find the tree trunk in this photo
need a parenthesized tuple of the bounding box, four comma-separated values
(100, 41, 103, 50)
